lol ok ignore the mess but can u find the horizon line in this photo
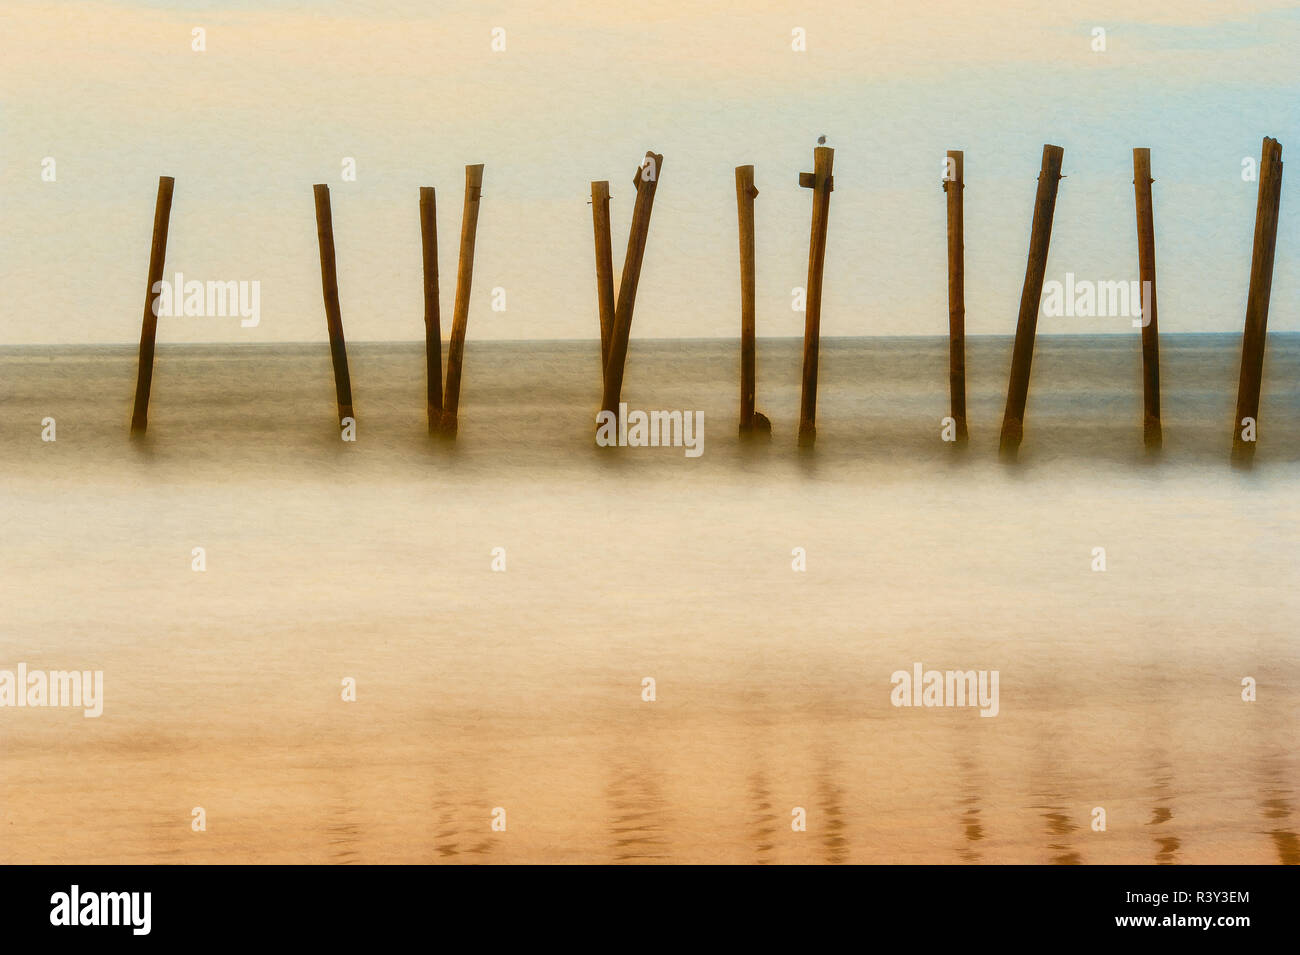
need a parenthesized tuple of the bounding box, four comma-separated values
(0, 330, 1283, 349)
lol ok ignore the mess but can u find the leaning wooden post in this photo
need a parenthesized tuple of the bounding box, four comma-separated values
(1231, 137, 1284, 467)
(735, 165, 771, 436)
(313, 184, 354, 427)
(1132, 148, 1162, 450)
(998, 144, 1064, 460)
(129, 175, 175, 437)
(797, 146, 834, 447)
(601, 151, 664, 420)
(419, 187, 443, 434)
(440, 164, 485, 438)
(943, 151, 968, 443)
(590, 181, 616, 377)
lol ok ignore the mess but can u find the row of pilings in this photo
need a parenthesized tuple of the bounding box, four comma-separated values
(126, 138, 1284, 466)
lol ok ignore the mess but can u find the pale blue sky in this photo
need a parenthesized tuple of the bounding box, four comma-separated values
(0, 0, 1296, 343)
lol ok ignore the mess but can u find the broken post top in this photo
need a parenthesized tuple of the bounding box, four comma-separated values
(312, 184, 334, 228)
(1038, 144, 1065, 178)
(464, 163, 485, 199)
(633, 152, 663, 189)
(1132, 148, 1153, 185)
(735, 165, 759, 199)
(943, 150, 963, 191)
(1259, 137, 1283, 179)
(799, 146, 834, 192)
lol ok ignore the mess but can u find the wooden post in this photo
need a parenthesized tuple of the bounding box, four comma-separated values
(440, 163, 485, 437)
(1132, 148, 1162, 450)
(420, 187, 443, 434)
(797, 146, 834, 448)
(736, 165, 771, 437)
(998, 144, 1064, 460)
(1231, 137, 1284, 467)
(313, 184, 354, 427)
(129, 176, 175, 436)
(944, 151, 968, 443)
(737, 164, 757, 432)
(590, 180, 616, 376)
(601, 151, 664, 420)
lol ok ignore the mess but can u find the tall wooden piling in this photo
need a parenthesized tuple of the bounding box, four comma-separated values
(590, 180, 616, 375)
(735, 165, 770, 436)
(797, 146, 834, 448)
(1132, 148, 1162, 450)
(441, 163, 486, 438)
(419, 187, 443, 433)
(1231, 137, 1284, 467)
(313, 184, 354, 426)
(129, 175, 175, 437)
(944, 150, 968, 443)
(998, 144, 1064, 460)
(601, 151, 664, 420)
